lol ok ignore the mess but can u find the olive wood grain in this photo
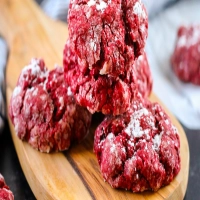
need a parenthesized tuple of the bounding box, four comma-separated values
(0, 0, 189, 199)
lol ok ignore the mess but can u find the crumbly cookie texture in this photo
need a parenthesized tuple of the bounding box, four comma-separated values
(64, 41, 152, 115)
(9, 59, 92, 153)
(0, 174, 14, 200)
(171, 24, 200, 85)
(94, 95, 180, 192)
(66, 0, 148, 76)
(134, 52, 153, 98)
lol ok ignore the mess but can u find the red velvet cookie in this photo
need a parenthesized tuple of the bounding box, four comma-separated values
(67, 0, 148, 76)
(134, 52, 153, 98)
(0, 174, 14, 200)
(64, 41, 152, 115)
(9, 59, 91, 153)
(94, 96, 180, 192)
(171, 24, 200, 85)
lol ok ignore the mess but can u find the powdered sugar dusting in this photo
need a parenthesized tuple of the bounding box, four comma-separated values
(106, 133, 125, 166)
(165, 119, 170, 125)
(96, 0, 107, 10)
(190, 27, 200, 46)
(133, 1, 146, 19)
(178, 26, 200, 48)
(172, 125, 178, 135)
(43, 72, 49, 91)
(67, 87, 73, 96)
(21, 59, 48, 81)
(110, 143, 116, 153)
(140, 24, 146, 33)
(87, 0, 108, 11)
(87, 0, 96, 7)
(177, 36, 187, 47)
(107, 132, 114, 140)
(125, 108, 151, 139)
(32, 87, 38, 96)
(59, 96, 64, 109)
(152, 132, 163, 151)
(90, 41, 97, 51)
(128, 140, 135, 147)
(13, 86, 22, 97)
(22, 59, 41, 76)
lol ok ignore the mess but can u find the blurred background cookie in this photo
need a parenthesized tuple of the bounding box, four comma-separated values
(171, 24, 200, 85)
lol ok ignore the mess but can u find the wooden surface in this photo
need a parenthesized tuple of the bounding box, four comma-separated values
(0, 0, 189, 199)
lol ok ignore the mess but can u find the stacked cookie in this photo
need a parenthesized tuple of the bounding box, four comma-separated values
(64, 0, 150, 115)
(171, 24, 200, 85)
(64, 0, 180, 192)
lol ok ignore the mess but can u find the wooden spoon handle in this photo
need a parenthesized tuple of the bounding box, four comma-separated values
(0, 0, 68, 89)
(0, 0, 43, 47)
(0, 0, 68, 56)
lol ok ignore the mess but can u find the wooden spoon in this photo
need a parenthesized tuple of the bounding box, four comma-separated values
(0, 0, 189, 199)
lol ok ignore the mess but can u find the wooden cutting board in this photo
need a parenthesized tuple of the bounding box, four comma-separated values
(0, 0, 189, 199)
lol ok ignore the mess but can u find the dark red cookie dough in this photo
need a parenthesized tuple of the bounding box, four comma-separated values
(94, 96, 180, 192)
(171, 24, 200, 85)
(64, 41, 152, 115)
(0, 174, 14, 200)
(67, 0, 148, 76)
(9, 59, 92, 153)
